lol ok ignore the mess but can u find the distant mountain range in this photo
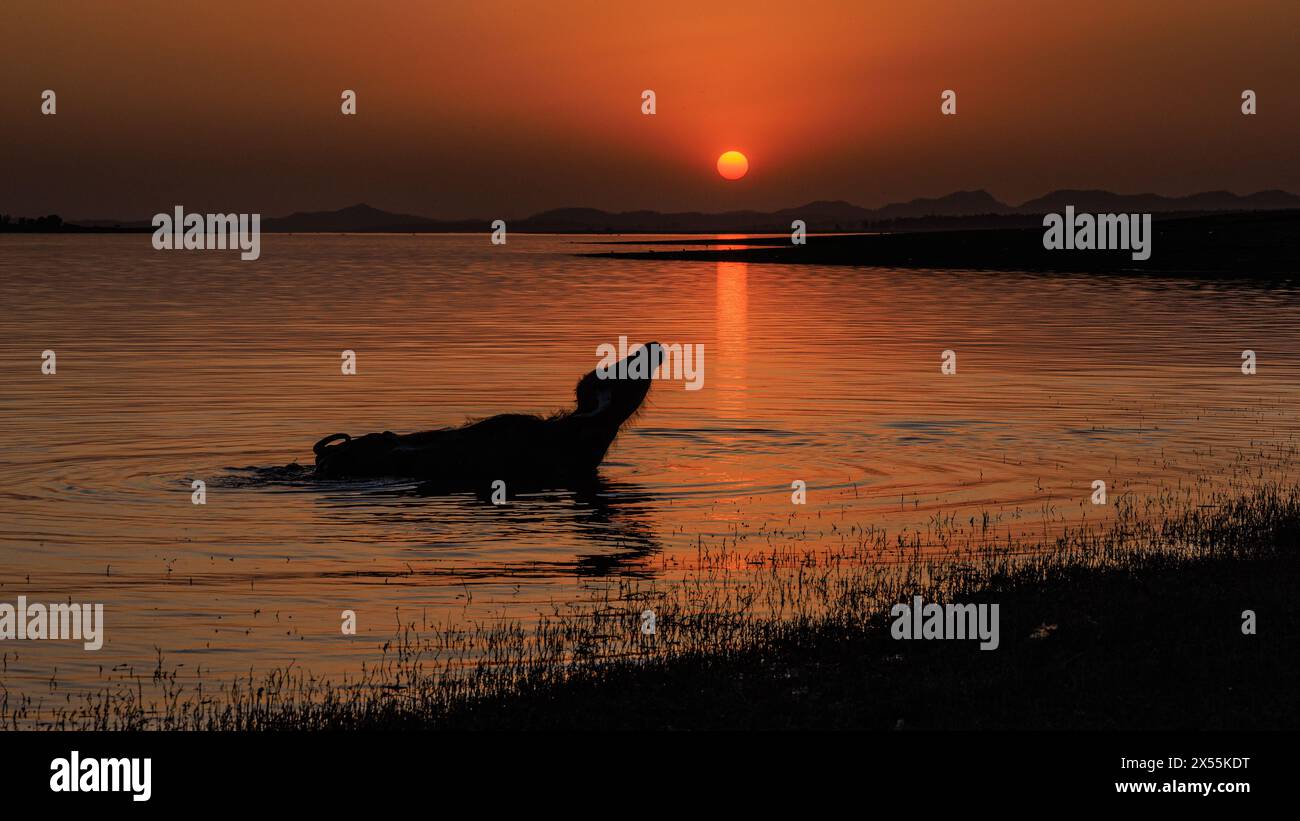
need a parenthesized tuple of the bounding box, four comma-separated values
(264, 189, 1300, 233)
(13, 189, 1300, 234)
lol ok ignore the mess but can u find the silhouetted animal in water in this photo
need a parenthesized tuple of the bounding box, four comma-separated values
(312, 342, 663, 493)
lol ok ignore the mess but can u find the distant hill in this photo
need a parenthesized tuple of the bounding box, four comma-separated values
(877, 190, 1010, 220)
(1013, 189, 1300, 216)
(264, 203, 440, 232)
(516, 191, 1011, 232)
(8, 189, 1300, 234)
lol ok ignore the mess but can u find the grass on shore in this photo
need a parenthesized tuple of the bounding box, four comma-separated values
(6, 483, 1299, 730)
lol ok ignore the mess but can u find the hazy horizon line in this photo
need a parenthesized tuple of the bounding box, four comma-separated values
(10, 185, 1294, 226)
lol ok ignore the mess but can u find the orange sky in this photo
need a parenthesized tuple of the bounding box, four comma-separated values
(2, 0, 1297, 219)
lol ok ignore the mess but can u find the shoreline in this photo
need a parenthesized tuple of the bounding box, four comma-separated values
(586, 209, 1300, 277)
(438, 547, 1298, 730)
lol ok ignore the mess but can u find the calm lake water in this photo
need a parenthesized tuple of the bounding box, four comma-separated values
(2, 233, 1300, 704)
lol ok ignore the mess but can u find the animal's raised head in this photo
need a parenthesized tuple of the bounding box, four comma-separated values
(571, 341, 663, 431)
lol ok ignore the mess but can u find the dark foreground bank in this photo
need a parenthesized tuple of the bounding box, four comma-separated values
(588, 209, 1300, 277)
(439, 549, 1298, 730)
(14, 484, 1295, 732)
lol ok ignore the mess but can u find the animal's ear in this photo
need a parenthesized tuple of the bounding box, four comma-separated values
(574, 369, 610, 416)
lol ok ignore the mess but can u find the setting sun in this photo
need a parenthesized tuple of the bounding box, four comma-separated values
(716, 150, 749, 180)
